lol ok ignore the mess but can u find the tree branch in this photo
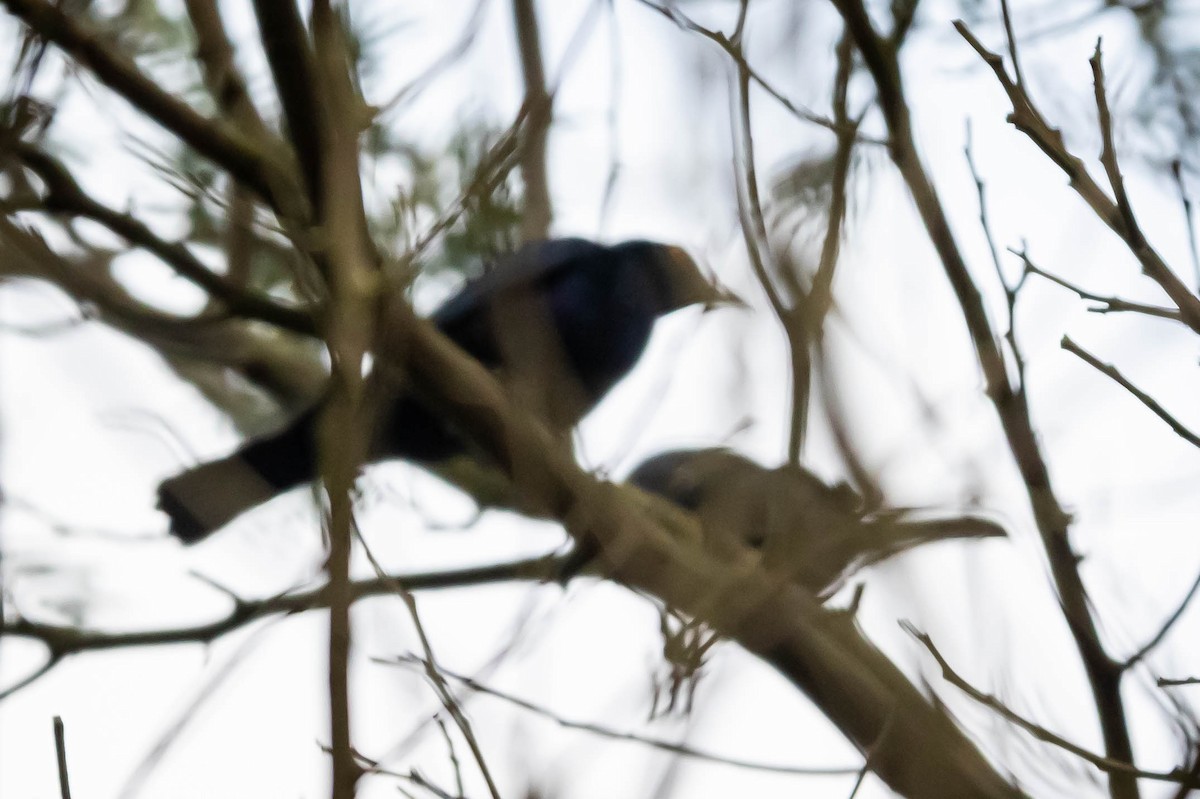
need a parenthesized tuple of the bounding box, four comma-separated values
(828, 4, 1138, 797)
(11, 143, 317, 335)
(0, 0, 299, 211)
(379, 654, 863, 778)
(954, 20, 1200, 336)
(511, 0, 552, 240)
(1061, 336, 1200, 450)
(908, 623, 1200, 789)
(0, 556, 564, 692)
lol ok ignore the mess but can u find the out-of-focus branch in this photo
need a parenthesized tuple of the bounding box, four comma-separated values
(308, 2, 380, 794)
(636, 0, 878, 143)
(808, 29, 859, 330)
(1061, 336, 1200, 449)
(10, 144, 317, 335)
(379, 655, 863, 777)
(827, 3, 1139, 797)
(184, 0, 274, 143)
(727, 1, 812, 463)
(908, 623, 1200, 790)
(0, 217, 325, 406)
(954, 22, 1200, 336)
(0, 555, 564, 698)
(0, 0, 300, 212)
(370, 281, 1024, 798)
(250, 0, 324, 213)
(511, 0, 552, 240)
(1122, 566, 1200, 671)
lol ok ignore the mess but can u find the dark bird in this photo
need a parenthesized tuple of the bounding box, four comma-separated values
(159, 239, 737, 543)
(628, 448, 1005, 594)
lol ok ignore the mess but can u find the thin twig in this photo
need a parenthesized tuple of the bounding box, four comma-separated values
(954, 19, 1200, 335)
(1014, 247, 1183, 322)
(964, 121, 1024, 378)
(1061, 336, 1200, 450)
(0, 555, 564, 699)
(1123, 567, 1200, 670)
(11, 144, 317, 335)
(1160, 678, 1200, 688)
(906, 622, 1200, 789)
(53, 716, 71, 799)
(1170, 161, 1200, 291)
(354, 530, 503, 799)
(378, 655, 862, 777)
(635, 0, 880, 143)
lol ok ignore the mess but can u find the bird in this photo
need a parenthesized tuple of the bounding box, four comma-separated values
(158, 238, 738, 543)
(627, 448, 1005, 595)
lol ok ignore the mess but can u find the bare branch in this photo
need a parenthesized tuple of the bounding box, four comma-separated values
(379, 655, 863, 778)
(53, 716, 71, 799)
(0, 0, 299, 210)
(635, 0, 878, 143)
(0, 555, 564, 697)
(511, 0, 552, 240)
(1061, 336, 1200, 450)
(183, 0, 274, 143)
(954, 20, 1200, 335)
(1123, 566, 1200, 671)
(1014, 247, 1184, 322)
(10, 143, 317, 335)
(907, 623, 1200, 789)
(828, 5, 1138, 796)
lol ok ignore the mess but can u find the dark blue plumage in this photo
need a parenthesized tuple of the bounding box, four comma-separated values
(158, 238, 733, 542)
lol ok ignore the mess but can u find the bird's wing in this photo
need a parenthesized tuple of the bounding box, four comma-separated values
(431, 238, 602, 329)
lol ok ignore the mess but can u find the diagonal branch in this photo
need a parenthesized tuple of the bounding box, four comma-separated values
(1061, 336, 1200, 450)
(1122, 566, 1200, 671)
(954, 21, 1200, 335)
(908, 623, 1200, 789)
(250, 0, 325, 211)
(11, 143, 317, 335)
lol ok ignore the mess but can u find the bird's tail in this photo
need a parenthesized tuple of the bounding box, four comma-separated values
(158, 409, 319, 543)
(854, 511, 1006, 571)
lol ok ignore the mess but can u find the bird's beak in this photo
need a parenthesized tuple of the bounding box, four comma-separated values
(662, 246, 749, 311)
(703, 284, 749, 311)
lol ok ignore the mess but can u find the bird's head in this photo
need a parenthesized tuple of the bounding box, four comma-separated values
(619, 241, 745, 313)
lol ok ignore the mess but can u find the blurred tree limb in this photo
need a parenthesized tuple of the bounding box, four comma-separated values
(828, 2, 1144, 796)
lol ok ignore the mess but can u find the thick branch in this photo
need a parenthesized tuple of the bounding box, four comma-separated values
(511, 0, 552, 240)
(251, 0, 325, 211)
(372, 285, 1024, 799)
(1061, 336, 1200, 449)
